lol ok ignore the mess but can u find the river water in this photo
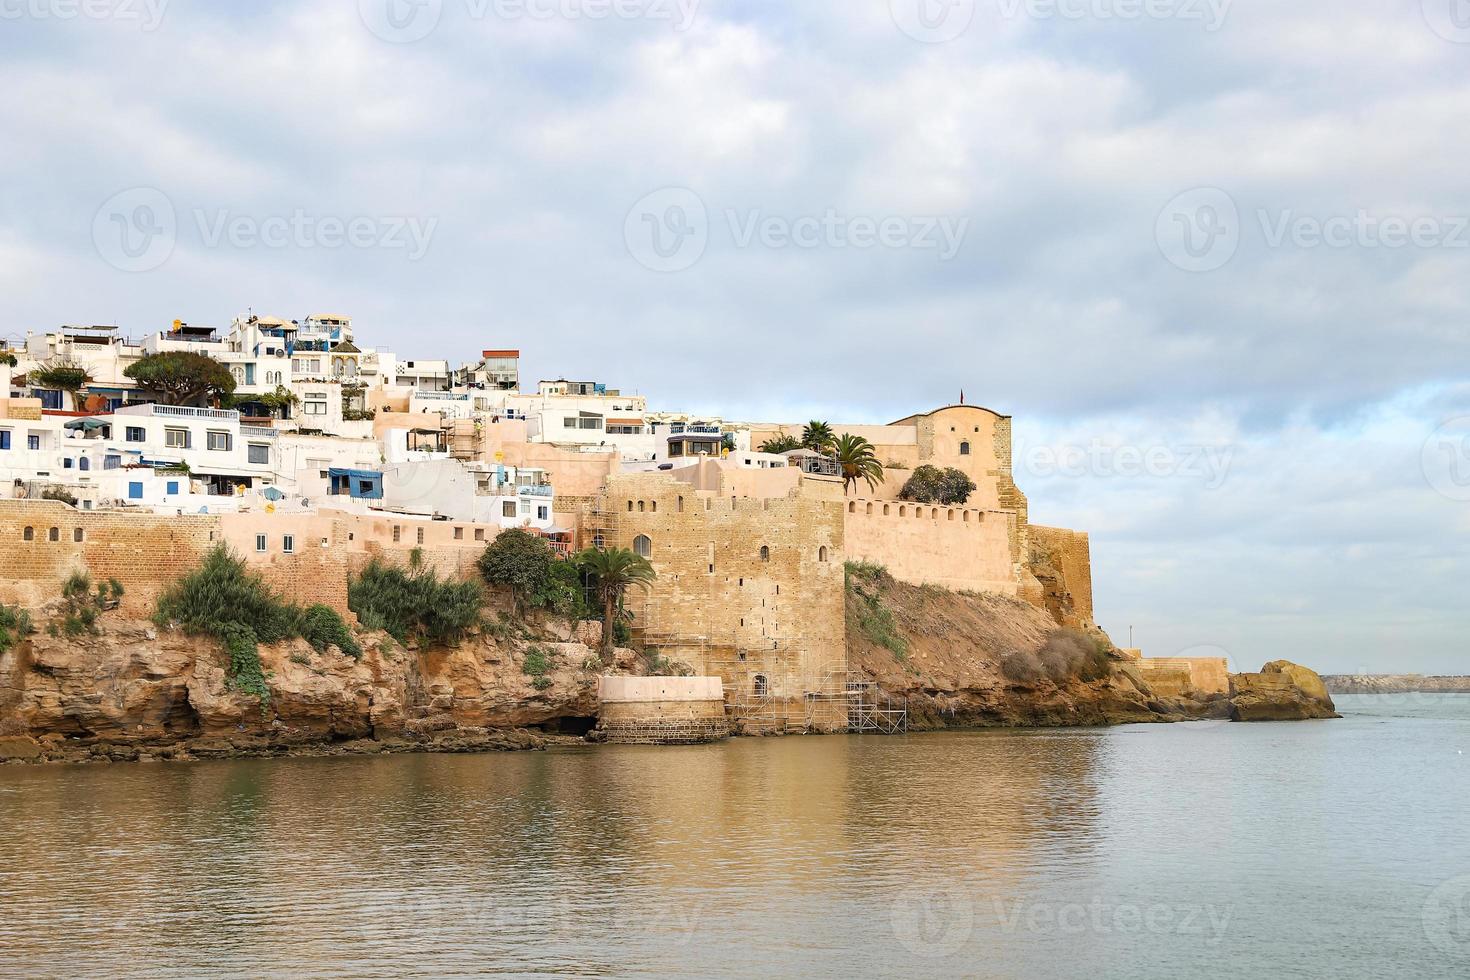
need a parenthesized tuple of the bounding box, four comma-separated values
(1, 694, 1467, 979)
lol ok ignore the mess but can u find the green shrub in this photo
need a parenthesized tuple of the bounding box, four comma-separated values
(0, 604, 35, 656)
(477, 528, 554, 617)
(349, 559, 483, 646)
(845, 566, 908, 661)
(898, 465, 977, 505)
(298, 603, 361, 659)
(522, 644, 553, 676)
(532, 676, 553, 691)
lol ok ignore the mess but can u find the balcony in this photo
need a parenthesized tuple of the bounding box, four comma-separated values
(148, 404, 240, 421)
(518, 484, 554, 497)
(239, 425, 279, 439)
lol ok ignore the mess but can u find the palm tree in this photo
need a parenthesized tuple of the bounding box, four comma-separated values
(833, 433, 884, 495)
(759, 434, 801, 454)
(575, 547, 657, 661)
(802, 420, 835, 453)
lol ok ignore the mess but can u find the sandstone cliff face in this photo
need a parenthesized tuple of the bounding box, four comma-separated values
(0, 616, 606, 761)
(1229, 660, 1339, 721)
(845, 573, 1170, 728)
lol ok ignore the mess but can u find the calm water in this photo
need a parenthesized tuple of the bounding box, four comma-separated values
(2, 695, 1468, 979)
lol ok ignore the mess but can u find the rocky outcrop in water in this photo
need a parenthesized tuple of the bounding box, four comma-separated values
(1229, 661, 1339, 721)
(0, 615, 608, 763)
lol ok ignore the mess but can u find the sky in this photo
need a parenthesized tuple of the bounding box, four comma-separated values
(1, 0, 1468, 673)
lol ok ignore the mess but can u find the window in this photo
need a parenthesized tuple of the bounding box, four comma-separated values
(416, 527, 424, 545)
(633, 534, 652, 558)
(248, 443, 269, 464)
(754, 675, 768, 698)
(79, 457, 90, 472)
(48, 527, 59, 542)
(959, 441, 971, 456)
(454, 527, 464, 540)
(63, 458, 73, 469)
(537, 506, 548, 520)
(73, 528, 84, 542)
(28, 435, 40, 451)
(207, 430, 231, 451)
(22, 526, 33, 541)
(165, 428, 190, 449)
(104, 455, 120, 470)
(128, 482, 143, 500)
(474, 528, 485, 541)
(304, 395, 328, 416)
(0, 430, 9, 450)
(255, 534, 267, 553)
(125, 426, 145, 442)
(282, 534, 295, 554)
(392, 525, 401, 542)
(819, 546, 829, 562)
(563, 417, 578, 428)
(760, 545, 770, 562)
(503, 501, 516, 518)
(166, 481, 180, 495)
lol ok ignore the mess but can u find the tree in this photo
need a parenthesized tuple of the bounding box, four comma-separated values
(477, 528, 555, 618)
(899, 465, 976, 505)
(801, 420, 835, 454)
(0, 351, 16, 368)
(29, 360, 91, 411)
(833, 433, 885, 495)
(124, 351, 236, 406)
(575, 547, 656, 661)
(759, 434, 801, 454)
(255, 384, 300, 419)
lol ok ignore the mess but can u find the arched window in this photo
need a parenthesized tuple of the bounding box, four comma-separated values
(759, 545, 770, 562)
(959, 441, 971, 455)
(23, 526, 34, 541)
(847, 501, 855, 513)
(627, 500, 634, 512)
(633, 534, 652, 558)
(638, 500, 645, 513)
(79, 457, 90, 471)
(899, 506, 907, 517)
(865, 503, 873, 515)
(753, 674, 768, 698)
(48, 527, 59, 542)
(818, 546, 829, 562)
(677, 496, 684, 513)
(650, 501, 657, 513)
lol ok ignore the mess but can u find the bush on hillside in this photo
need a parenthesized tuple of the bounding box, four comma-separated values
(350, 559, 483, 646)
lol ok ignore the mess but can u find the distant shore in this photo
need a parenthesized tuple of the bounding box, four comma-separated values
(1322, 675, 1470, 694)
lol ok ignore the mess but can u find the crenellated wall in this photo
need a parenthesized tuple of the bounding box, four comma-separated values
(841, 497, 1018, 595)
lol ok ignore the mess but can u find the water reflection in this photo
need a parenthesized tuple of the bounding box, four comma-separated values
(2, 709, 1467, 979)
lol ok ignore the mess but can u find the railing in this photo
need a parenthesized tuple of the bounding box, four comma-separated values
(796, 456, 840, 477)
(149, 404, 239, 421)
(239, 425, 278, 439)
(414, 391, 469, 401)
(518, 484, 554, 497)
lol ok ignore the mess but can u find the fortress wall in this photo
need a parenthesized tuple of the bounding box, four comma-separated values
(1138, 657, 1230, 698)
(1028, 525, 1095, 627)
(842, 497, 1017, 595)
(598, 472, 846, 715)
(0, 499, 220, 615)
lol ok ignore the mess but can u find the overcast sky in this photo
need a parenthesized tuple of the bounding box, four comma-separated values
(2, 0, 1467, 673)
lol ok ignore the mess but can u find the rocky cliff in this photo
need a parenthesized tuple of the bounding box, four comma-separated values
(1230, 660, 1339, 721)
(0, 614, 607, 763)
(844, 569, 1178, 727)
